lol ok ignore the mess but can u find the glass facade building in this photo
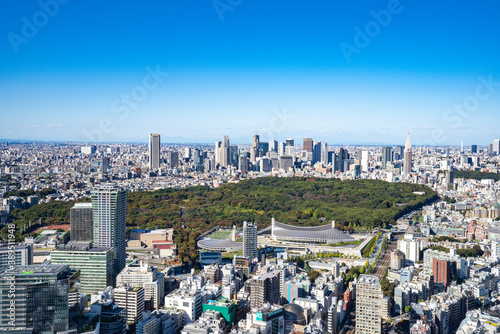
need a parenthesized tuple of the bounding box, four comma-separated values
(70, 202, 93, 242)
(0, 264, 73, 332)
(51, 244, 113, 294)
(91, 184, 127, 279)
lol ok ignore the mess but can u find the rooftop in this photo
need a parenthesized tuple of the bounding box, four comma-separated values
(358, 274, 380, 286)
(272, 220, 355, 243)
(0, 264, 69, 276)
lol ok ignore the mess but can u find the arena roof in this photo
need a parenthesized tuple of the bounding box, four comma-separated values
(197, 238, 243, 252)
(271, 220, 355, 244)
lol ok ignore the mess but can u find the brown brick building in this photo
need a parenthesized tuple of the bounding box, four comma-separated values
(433, 258, 452, 287)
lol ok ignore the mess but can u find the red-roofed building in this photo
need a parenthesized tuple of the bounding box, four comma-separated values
(154, 243, 177, 258)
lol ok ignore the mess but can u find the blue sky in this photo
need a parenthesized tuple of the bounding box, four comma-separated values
(0, 0, 499, 145)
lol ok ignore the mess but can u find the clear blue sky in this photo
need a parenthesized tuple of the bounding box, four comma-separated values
(1, 0, 499, 146)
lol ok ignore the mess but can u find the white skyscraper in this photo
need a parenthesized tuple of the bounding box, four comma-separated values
(278, 142, 286, 156)
(92, 183, 127, 278)
(215, 141, 222, 165)
(361, 150, 369, 172)
(148, 133, 161, 170)
(404, 132, 412, 178)
(321, 141, 329, 164)
(221, 135, 230, 167)
(493, 139, 500, 156)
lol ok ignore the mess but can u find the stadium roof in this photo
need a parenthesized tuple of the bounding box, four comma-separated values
(271, 220, 355, 244)
(197, 238, 243, 252)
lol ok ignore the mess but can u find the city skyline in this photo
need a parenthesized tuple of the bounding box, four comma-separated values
(1, 2, 500, 145)
(3, 2, 500, 333)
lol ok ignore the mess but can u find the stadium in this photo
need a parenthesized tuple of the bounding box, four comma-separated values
(197, 227, 243, 252)
(271, 218, 355, 244)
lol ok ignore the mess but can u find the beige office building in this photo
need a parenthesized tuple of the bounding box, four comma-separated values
(356, 274, 384, 334)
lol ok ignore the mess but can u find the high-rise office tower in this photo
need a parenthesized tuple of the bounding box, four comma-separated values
(321, 141, 329, 164)
(269, 140, 278, 153)
(303, 138, 313, 153)
(243, 221, 257, 260)
(278, 142, 286, 156)
(445, 169, 454, 185)
(215, 141, 222, 165)
(92, 183, 127, 278)
(250, 135, 260, 163)
(251, 135, 260, 162)
(221, 136, 230, 167)
(285, 138, 294, 147)
(279, 156, 293, 171)
(356, 275, 384, 334)
(166, 151, 179, 169)
(356, 148, 363, 161)
(404, 132, 412, 178)
(148, 133, 160, 170)
(382, 147, 393, 169)
(193, 148, 203, 166)
(471, 156, 480, 167)
(329, 152, 338, 169)
(70, 202, 93, 242)
(184, 147, 191, 159)
(339, 147, 349, 160)
(259, 142, 269, 156)
(397, 146, 404, 159)
(229, 146, 239, 167)
(493, 140, 500, 155)
(338, 148, 349, 172)
(471, 145, 477, 154)
(0, 264, 74, 332)
(311, 141, 321, 163)
(361, 150, 369, 172)
(239, 155, 249, 172)
(102, 157, 111, 172)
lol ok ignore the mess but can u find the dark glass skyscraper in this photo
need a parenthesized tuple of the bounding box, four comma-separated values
(70, 202, 93, 242)
(0, 264, 73, 332)
(148, 133, 161, 170)
(381, 146, 393, 169)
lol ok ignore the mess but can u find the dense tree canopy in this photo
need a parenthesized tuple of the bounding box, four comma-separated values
(6, 177, 438, 262)
(454, 170, 500, 181)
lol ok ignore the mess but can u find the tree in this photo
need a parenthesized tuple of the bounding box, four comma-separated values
(308, 270, 320, 282)
(405, 306, 411, 314)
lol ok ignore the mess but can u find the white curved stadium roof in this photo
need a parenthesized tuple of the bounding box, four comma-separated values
(272, 220, 355, 243)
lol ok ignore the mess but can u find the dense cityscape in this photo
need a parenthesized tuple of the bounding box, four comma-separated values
(2, 1, 500, 333)
(1, 134, 500, 333)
